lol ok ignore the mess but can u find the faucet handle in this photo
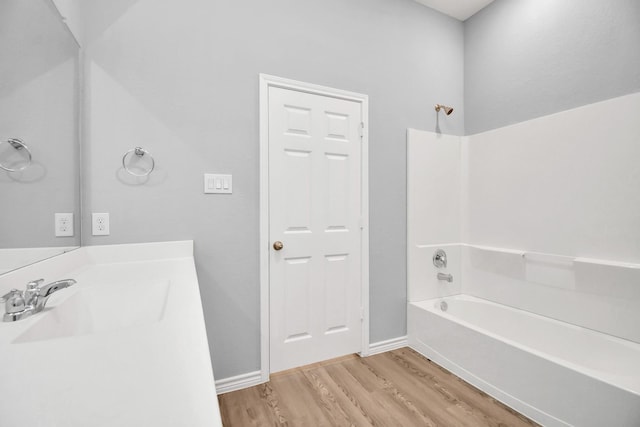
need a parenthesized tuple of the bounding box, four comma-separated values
(1, 289, 21, 301)
(433, 249, 448, 269)
(1, 289, 26, 314)
(26, 279, 44, 290)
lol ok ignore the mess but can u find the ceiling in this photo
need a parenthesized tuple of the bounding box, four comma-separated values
(414, 0, 495, 21)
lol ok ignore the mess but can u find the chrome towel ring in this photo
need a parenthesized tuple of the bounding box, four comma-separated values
(0, 138, 32, 172)
(122, 147, 155, 177)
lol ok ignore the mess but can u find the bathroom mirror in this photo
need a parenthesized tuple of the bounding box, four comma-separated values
(0, 0, 81, 275)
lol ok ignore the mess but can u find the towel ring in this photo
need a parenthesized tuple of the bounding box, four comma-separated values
(0, 138, 32, 172)
(122, 147, 155, 177)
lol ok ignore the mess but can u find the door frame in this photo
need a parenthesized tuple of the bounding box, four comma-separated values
(259, 74, 370, 381)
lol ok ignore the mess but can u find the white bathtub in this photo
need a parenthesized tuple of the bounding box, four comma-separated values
(408, 295, 640, 427)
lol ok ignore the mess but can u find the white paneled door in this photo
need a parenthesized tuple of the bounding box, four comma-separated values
(268, 86, 364, 373)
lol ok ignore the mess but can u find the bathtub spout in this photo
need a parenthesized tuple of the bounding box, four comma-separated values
(437, 273, 453, 283)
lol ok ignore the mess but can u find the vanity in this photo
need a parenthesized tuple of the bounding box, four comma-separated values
(0, 241, 221, 426)
(1, 3, 222, 424)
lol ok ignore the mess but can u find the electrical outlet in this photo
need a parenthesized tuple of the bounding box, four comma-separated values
(55, 213, 74, 237)
(92, 213, 110, 236)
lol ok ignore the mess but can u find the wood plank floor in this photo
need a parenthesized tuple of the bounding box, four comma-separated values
(218, 347, 539, 427)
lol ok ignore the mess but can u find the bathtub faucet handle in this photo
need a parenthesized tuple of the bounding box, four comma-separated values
(433, 249, 447, 268)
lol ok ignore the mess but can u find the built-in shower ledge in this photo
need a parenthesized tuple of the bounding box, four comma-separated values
(0, 241, 221, 427)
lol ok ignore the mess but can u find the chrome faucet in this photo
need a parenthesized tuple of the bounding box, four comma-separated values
(1, 278, 76, 322)
(437, 272, 453, 283)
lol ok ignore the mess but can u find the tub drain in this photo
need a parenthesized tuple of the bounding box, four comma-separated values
(440, 301, 448, 311)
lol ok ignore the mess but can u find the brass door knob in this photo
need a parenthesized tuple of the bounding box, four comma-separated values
(273, 241, 284, 251)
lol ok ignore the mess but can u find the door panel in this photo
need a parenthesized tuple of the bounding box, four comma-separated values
(269, 86, 362, 373)
(283, 150, 312, 230)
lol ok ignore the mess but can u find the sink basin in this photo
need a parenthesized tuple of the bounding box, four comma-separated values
(12, 281, 170, 343)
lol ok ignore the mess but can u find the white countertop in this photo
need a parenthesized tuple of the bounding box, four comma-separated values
(0, 241, 221, 427)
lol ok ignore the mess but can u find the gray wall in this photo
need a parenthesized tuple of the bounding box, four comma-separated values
(81, 0, 464, 379)
(464, 0, 640, 135)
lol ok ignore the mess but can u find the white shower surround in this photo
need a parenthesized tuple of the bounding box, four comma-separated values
(407, 93, 640, 425)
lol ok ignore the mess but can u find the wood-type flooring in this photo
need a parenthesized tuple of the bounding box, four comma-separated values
(218, 347, 539, 426)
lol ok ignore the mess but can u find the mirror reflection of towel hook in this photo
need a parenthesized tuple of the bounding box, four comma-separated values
(0, 138, 32, 172)
(122, 147, 155, 177)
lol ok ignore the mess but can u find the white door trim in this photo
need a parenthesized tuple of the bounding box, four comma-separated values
(259, 74, 369, 381)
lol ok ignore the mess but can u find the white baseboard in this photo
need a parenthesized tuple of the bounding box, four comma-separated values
(366, 335, 408, 356)
(215, 370, 264, 395)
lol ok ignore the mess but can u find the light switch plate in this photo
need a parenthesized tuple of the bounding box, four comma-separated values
(55, 213, 74, 237)
(204, 173, 232, 194)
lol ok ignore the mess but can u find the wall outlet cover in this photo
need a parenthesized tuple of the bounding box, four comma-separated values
(55, 213, 74, 237)
(92, 212, 110, 236)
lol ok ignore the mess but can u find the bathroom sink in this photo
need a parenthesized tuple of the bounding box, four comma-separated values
(12, 281, 170, 344)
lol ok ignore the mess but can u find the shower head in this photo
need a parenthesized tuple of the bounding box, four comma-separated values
(435, 104, 454, 115)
